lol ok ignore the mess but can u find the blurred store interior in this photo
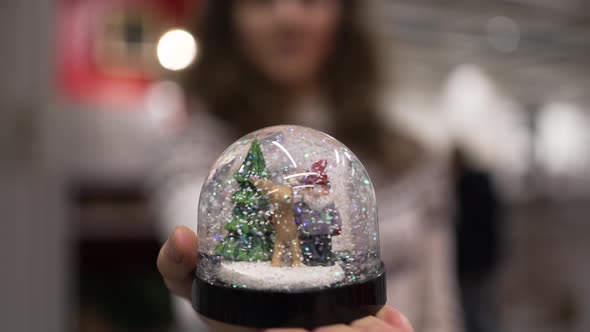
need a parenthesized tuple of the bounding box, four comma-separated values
(1, 0, 589, 331)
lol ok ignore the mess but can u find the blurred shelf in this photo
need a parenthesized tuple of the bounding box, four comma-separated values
(68, 179, 159, 240)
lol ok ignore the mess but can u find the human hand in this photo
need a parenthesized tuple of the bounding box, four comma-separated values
(157, 226, 413, 332)
(263, 306, 414, 332)
(157, 226, 198, 299)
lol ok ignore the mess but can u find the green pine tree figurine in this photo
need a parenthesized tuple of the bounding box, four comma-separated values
(215, 139, 274, 261)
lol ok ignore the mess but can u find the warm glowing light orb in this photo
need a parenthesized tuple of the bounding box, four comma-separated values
(157, 29, 197, 71)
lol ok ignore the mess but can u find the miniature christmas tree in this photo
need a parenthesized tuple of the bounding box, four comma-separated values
(215, 139, 274, 261)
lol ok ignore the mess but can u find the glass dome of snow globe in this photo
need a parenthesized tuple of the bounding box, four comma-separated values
(192, 125, 386, 328)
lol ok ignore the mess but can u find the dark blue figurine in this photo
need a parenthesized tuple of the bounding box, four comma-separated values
(293, 160, 342, 266)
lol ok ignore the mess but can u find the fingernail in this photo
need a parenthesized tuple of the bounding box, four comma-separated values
(393, 310, 414, 332)
(379, 307, 413, 332)
(400, 314, 414, 332)
(167, 232, 183, 263)
(382, 309, 398, 326)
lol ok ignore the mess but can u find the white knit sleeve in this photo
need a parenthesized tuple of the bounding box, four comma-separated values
(150, 113, 231, 243)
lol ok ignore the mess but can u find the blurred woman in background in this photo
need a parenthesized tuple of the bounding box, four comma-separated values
(155, 0, 460, 331)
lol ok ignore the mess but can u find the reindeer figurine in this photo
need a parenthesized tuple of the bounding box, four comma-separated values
(250, 178, 303, 267)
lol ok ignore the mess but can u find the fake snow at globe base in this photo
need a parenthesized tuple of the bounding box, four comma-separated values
(192, 126, 386, 329)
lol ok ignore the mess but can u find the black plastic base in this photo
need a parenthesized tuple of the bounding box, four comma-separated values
(192, 265, 386, 329)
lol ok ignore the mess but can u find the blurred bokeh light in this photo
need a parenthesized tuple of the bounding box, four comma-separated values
(156, 29, 197, 71)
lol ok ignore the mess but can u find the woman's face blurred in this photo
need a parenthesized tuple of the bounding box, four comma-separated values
(233, 0, 342, 88)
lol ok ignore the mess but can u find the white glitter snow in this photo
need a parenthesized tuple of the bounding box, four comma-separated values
(217, 261, 345, 291)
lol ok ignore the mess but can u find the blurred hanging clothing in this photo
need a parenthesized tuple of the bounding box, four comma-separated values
(453, 149, 502, 332)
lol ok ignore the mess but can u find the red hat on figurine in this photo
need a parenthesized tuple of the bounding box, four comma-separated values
(303, 160, 330, 188)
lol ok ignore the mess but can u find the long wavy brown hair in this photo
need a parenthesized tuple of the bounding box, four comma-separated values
(183, 0, 421, 175)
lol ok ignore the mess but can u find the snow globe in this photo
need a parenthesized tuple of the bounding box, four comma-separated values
(192, 125, 386, 328)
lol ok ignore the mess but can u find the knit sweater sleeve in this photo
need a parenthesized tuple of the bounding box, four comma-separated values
(150, 112, 231, 242)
